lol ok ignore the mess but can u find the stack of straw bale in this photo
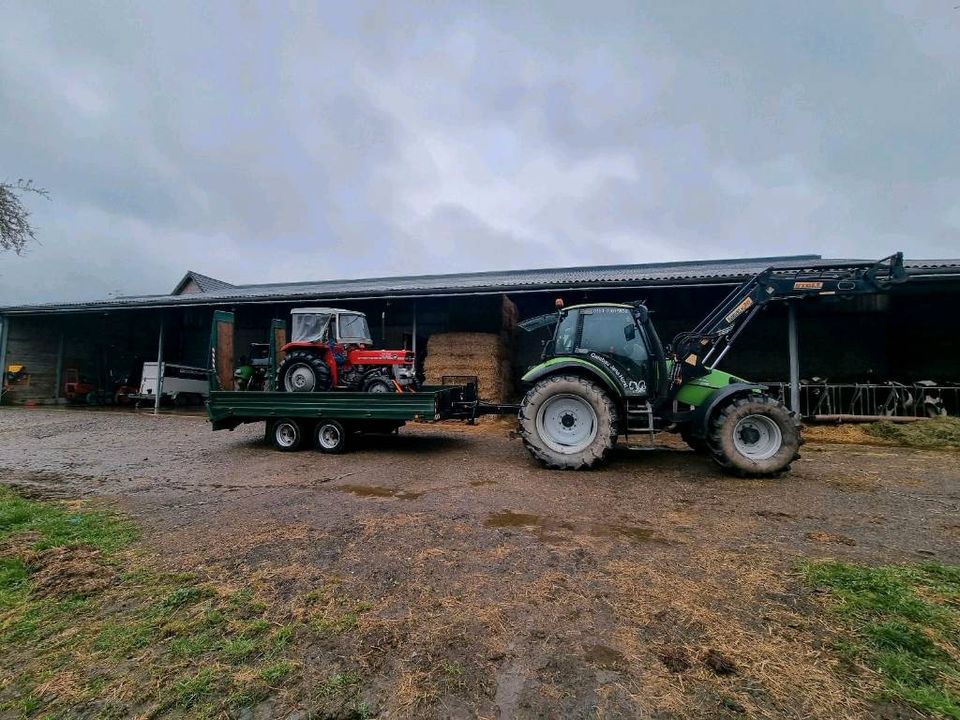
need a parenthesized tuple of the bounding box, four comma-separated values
(424, 296, 517, 402)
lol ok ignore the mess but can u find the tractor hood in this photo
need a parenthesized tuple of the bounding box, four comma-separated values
(670, 361, 750, 407)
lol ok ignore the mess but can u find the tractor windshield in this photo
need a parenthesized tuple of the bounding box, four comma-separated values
(337, 313, 372, 344)
(291, 313, 332, 343)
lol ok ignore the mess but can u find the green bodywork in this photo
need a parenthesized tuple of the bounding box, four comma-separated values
(207, 386, 463, 430)
(522, 353, 747, 408)
(673, 367, 746, 406)
(521, 356, 621, 394)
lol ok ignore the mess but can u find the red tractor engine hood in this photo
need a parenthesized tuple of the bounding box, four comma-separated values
(348, 349, 415, 365)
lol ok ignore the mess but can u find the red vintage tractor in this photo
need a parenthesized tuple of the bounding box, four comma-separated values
(276, 308, 417, 393)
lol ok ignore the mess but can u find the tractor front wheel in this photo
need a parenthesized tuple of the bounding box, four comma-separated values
(363, 375, 394, 393)
(708, 394, 799, 476)
(278, 350, 332, 392)
(519, 374, 619, 470)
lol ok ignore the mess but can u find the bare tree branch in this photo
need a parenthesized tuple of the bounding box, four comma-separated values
(0, 179, 50, 254)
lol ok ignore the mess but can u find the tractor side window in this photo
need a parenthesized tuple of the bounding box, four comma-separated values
(292, 313, 331, 343)
(338, 313, 372, 343)
(554, 312, 578, 353)
(579, 309, 649, 372)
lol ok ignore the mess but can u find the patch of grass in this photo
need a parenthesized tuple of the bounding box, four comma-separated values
(803, 560, 960, 718)
(865, 416, 960, 449)
(169, 631, 218, 658)
(0, 489, 302, 719)
(0, 487, 137, 552)
(0, 556, 29, 609)
(222, 636, 259, 663)
(259, 660, 297, 685)
(316, 670, 362, 699)
(92, 621, 153, 657)
(161, 585, 212, 609)
(172, 668, 219, 708)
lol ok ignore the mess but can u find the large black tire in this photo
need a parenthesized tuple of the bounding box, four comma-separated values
(277, 350, 332, 392)
(518, 374, 619, 470)
(680, 426, 709, 454)
(708, 394, 800, 477)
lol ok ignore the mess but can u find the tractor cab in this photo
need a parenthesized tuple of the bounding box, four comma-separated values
(524, 302, 668, 401)
(289, 308, 372, 347)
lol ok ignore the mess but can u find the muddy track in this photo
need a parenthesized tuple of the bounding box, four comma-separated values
(1, 407, 958, 719)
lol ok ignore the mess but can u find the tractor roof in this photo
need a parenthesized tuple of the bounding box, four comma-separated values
(290, 307, 362, 315)
(563, 302, 635, 311)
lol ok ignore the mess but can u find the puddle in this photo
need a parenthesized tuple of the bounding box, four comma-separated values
(583, 644, 626, 669)
(336, 484, 423, 500)
(591, 524, 655, 541)
(484, 511, 659, 544)
(485, 511, 547, 528)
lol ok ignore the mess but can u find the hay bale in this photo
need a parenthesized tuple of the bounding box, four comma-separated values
(424, 332, 513, 402)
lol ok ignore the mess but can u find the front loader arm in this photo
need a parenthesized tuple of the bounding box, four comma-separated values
(668, 252, 907, 395)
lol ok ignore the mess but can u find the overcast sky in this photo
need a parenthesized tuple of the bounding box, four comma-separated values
(1, 1, 958, 305)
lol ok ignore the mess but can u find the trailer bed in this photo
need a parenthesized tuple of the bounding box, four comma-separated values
(207, 385, 475, 431)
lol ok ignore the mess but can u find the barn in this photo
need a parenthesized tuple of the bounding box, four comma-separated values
(2, 254, 958, 417)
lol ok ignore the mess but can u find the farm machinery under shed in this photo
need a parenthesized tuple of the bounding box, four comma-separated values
(206, 253, 906, 475)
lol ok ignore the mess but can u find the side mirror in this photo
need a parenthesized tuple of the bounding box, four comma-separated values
(624, 325, 637, 341)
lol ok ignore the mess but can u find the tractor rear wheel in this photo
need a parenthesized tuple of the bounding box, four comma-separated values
(519, 374, 619, 470)
(278, 350, 332, 392)
(708, 394, 799, 476)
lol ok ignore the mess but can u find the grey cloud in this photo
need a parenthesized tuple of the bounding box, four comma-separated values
(1, 0, 958, 305)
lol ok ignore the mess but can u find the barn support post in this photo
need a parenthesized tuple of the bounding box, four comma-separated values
(0, 316, 8, 404)
(788, 303, 800, 415)
(411, 302, 417, 354)
(154, 315, 164, 415)
(53, 331, 65, 402)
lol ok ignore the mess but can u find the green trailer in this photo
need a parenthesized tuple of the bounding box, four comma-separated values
(205, 311, 497, 453)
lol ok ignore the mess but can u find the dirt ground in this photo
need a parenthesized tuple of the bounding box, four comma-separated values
(1, 407, 958, 719)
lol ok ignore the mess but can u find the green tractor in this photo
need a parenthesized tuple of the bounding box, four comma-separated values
(517, 253, 907, 475)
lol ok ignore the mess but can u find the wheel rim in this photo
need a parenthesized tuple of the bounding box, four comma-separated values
(318, 424, 341, 449)
(285, 363, 316, 392)
(368, 381, 390, 393)
(275, 422, 298, 448)
(733, 414, 782, 460)
(535, 393, 598, 454)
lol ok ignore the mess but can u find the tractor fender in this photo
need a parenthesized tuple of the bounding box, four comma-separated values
(521, 359, 622, 399)
(688, 382, 764, 438)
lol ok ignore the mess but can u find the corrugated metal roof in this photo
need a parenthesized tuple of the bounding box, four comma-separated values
(3, 254, 959, 315)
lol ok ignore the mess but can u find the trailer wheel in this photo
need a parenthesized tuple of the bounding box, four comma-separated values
(708, 394, 799, 476)
(271, 418, 304, 452)
(314, 420, 348, 454)
(519, 374, 619, 470)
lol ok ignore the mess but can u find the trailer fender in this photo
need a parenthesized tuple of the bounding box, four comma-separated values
(521, 359, 621, 399)
(689, 382, 764, 439)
